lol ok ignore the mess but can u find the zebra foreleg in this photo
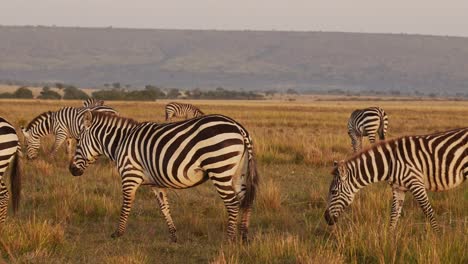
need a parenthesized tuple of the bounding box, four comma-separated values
(112, 175, 143, 238)
(0, 176, 9, 224)
(152, 188, 177, 242)
(389, 186, 406, 230)
(50, 133, 67, 158)
(409, 182, 440, 233)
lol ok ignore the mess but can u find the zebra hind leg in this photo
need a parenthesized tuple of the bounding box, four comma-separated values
(111, 174, 143, 238)
(211, 176, 240, 241)
(409, 182, 440, 233)
(389, 186, 406, 231)
(0, 175, 9, 224)
(152, 188, 177, 242)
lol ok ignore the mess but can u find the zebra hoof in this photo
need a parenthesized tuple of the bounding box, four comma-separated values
(111, 231, 123, 238)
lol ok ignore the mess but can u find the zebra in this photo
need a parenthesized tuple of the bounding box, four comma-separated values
(21, 105, 118, 160)
(83, 98, 104, 108)
(325, 127, 467, 233)
(165, 102, 204, 121)
(69, 111, 259, 242)
(348, 107, 388, 153)
(0, 117, 22, 224)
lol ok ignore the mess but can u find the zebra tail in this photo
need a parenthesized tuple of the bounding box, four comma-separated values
(240, 140, 259, 209)
(10, 148, 22, 214)
(379, 116, 386, 140)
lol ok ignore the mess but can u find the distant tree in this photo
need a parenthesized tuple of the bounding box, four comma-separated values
(166, 88, 181, 99)
(55, 83, 64, 90)
(14, 86, 33, 98)
(112, 82, 121, 89)
(286, 88, 298, 94)
(92, 88, 126, 100)
(38, 86, 62, 100)
(264, 89, 277, 96)
(63, 86, 89, 100)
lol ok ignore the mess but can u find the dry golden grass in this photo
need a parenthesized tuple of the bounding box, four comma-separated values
(0, 98, 466, 263)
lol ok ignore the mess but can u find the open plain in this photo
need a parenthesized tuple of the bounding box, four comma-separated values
(0, 99, 466, 263)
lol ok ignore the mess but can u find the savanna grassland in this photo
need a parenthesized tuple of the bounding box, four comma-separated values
(0, 99, 466, 263)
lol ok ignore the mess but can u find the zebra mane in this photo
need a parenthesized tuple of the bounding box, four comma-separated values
(26, 111, 53, 130)
(343, 138, 396, 166)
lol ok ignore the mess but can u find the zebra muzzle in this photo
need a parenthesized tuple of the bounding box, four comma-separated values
(69, 164, 84, 176)
(324, 209, 337, 225)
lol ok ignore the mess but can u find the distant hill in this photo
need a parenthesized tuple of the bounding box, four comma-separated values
(1, 26, 468, 95)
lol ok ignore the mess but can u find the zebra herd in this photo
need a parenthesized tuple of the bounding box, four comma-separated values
(0, 100, 465, 243)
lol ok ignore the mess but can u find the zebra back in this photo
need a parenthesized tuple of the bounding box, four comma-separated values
(83, 98, 104, 108)
(165, 102, 204, 121)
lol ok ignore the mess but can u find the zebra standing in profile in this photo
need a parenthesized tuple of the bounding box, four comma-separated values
(0, 117, 22, 224)
(21, 105, 118, 160)
(348, 107, 388, 152)
(325, 127, 467, 232)
(83, 98, 104, 108)
(165, 102, 204, 121)
(69, 111, 259, 242)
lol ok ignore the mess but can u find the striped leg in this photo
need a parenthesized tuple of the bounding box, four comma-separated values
(50, 132, 67, 157)
(389, 186, 406, 230)
(66, 138, 73, 155)
(111, 174, 143, 238)
(0, 175, 9, 224)
(212, 177, 240, 241)
(409, 182, 440, 233)
(152, 188, 177, 242)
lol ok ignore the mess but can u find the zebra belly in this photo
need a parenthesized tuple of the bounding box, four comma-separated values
(141, 165, 209, 189)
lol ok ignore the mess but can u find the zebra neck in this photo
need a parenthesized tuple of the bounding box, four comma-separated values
(347, 148, 393, 189)
(95, 119, 137, 161)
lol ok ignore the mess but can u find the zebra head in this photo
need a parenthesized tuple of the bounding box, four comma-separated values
(69, 110, 100, 176)
(324, 160, 356, 225)
(21, 126, 40, 160)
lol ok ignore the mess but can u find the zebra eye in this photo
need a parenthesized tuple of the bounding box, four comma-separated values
(331, 190, 338, 195)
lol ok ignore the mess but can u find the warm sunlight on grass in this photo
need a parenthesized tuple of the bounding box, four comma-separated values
(0, 99, 466, 263)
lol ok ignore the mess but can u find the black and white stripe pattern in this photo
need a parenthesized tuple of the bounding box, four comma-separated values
(83, 98, 104, 108)
(165, 102, 204, 121)
(348, 107, 388, 152)
(21, 105, 118, 160)
(325, 127, 467, 232)
(69, 112, 258, 242)
(0, 117, 22, 224)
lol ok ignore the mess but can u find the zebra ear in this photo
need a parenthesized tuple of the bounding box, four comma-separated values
(333, 160, 338, 168)
(20, 126, 29, 137)
(83, 110, 93, 129)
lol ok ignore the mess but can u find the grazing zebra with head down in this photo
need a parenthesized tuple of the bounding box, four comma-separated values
(348, 107, 388, 152)
(325, 127, 467, 232)
(69, 111, 259, 242)
(165, 102, 204, 121)
(83, 98, 104, 108)
(21, 105, 118, 160)
(0, 117, 22, 224)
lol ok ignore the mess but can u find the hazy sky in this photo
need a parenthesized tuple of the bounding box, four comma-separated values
(2, 0, 468, 37)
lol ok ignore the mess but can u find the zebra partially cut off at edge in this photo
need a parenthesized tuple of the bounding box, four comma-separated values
(165, 102, 204, 121)
(0, 117, 22, 224)
(325, 127, 467, 233)
(21, 105, 118, 160)
(348, 107, 388, 153)
(69, 111, 259, 242)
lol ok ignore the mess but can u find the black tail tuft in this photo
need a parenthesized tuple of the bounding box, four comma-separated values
(10, 149, 22, 214)
(240, 154, 259, 209)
